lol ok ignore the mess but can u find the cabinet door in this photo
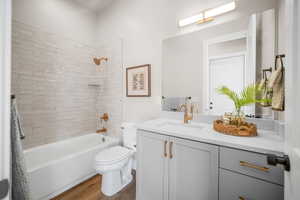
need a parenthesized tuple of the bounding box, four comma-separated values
(169, 137, 219, 200)
(136, 130, 169, 200)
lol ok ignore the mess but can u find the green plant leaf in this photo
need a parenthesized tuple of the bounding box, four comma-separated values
(216, 84, 271, 112)
(216, 86, 240, 110)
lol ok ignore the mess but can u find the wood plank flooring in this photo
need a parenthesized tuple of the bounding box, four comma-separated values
(51, 174, 136, 200)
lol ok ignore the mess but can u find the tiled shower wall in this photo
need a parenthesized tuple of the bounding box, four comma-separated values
(96, 40, 123, 140)
(12, 20, 123, 149)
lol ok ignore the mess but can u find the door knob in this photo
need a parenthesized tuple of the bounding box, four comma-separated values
(267, 154, 290, 171)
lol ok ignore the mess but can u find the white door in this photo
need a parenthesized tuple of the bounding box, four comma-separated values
(0, 0, 11, 200)
(136, 131, 169, 200)
(208, 54, 246, 115)
(169, 137, 219, 200)
(285, 0, 300, 199)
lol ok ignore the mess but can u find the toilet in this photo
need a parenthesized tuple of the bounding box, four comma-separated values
(94, 123, 137, 196)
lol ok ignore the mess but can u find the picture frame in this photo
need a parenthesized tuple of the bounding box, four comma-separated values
(126, 64, 151, 97)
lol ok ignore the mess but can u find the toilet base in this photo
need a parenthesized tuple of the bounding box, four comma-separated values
(101, 170, 133, 196)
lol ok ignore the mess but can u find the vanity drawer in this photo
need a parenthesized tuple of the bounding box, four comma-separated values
(220, 147, 283, 185)
(219, 169, 283, 200)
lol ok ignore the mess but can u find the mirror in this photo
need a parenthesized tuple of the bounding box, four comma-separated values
(162, 8, 281, 118)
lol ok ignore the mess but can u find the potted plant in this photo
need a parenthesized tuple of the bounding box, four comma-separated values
(213, 84, 270, 136)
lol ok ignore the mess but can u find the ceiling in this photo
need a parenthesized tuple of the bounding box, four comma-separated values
(73, 0, 114, 12)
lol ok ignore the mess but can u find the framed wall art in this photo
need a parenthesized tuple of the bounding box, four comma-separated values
(126, 64, 151, 97)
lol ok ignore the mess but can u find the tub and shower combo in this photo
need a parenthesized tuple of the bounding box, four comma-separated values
(24, 133, 118, 200)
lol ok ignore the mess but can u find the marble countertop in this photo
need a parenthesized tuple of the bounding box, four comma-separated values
(137, 118, 284, 155)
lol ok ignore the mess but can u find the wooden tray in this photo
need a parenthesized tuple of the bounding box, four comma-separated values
(213, 120, 257, 137)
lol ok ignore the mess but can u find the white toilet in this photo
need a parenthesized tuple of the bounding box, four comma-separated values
(94, 123, 137, 196)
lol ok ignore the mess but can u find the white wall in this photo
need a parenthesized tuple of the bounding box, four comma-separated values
(96, 0, 278, 122)
(208, 38, 246, 57)
(12, 0, 97, 45)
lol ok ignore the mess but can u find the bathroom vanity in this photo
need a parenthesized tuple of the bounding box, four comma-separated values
(136, 119, 284, 200)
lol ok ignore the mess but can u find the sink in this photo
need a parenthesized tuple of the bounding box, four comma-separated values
(157, 121, 204, 134)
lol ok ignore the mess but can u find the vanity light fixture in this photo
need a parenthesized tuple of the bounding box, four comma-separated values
(178, 13, 204, 27)
(178, 1, 236, 27)
(204, 1, 236, 18)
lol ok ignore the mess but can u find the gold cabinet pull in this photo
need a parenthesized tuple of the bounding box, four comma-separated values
(239, 196, 245, 200)
(240, 161, 269, 172)
(164, 141, 168, 157)
(169, 141, 173, 159)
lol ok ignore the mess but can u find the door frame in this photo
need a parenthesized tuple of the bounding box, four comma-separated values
(0, 0, 12, 199)
(203, 31, 253, 114)
(207, 52, 248, 115)
(285, 0, 300, 199)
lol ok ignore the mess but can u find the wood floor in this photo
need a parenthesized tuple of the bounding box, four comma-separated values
(51, 174, 136, 200)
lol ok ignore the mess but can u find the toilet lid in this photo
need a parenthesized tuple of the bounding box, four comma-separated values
(95, 146, 131, 165)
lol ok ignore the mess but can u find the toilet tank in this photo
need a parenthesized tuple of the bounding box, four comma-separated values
(121, 122, 137, 150)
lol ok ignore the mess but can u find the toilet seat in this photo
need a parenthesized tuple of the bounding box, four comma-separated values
(95, 146, 132, 166)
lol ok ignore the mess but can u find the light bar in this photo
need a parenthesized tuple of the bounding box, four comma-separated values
(178, 1, 236, 27)
(204, 1, 236, 18)
(178, 13, 204, 27)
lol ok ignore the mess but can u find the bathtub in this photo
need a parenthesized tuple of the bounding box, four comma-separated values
(24, 133, 119, 200)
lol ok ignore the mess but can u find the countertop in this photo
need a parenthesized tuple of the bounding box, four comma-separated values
(137, 118, 284, 155)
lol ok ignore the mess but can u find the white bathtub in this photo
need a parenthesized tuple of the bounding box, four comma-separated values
(24, 133, 119, 200)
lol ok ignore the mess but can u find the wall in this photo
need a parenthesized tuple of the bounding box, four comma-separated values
(12, 0, 97, 45)
(96, 0, 279, 123)
(12, 20, 100, 149)
(12, 23, 123, 149)
(96, 40, 123, 139)
(12, 0, 123, 148)
(208, 38, 246, 57)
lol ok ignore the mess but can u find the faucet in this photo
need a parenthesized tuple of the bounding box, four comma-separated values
(179, 98, 196, 124)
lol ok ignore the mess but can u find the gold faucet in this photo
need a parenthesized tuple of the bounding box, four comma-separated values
(179, 99, 196, 124)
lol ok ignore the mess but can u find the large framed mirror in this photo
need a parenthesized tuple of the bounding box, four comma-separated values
(162, 7, 281, 119)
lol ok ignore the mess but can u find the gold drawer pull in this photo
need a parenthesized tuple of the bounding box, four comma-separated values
(169, 141, 173, 159)
(239, 196, 245, 200)
(240, 161, 269, 172)
(164, 141, 168, 157)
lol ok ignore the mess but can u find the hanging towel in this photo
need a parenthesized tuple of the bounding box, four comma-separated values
(268, 59, 285, 111)
(11, 98, 31, 200)
(258, 76, 272, 107)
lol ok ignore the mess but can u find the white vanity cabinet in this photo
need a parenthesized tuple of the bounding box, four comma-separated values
(136, 130, 219, 200)
(136, 119, 284, 200)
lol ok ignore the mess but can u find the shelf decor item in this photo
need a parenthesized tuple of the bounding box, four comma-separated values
(213, 119, 257, 137)
(213, 84, 270, 137)
(126, 64, 151, 97)
(96, 113, 109, 134)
